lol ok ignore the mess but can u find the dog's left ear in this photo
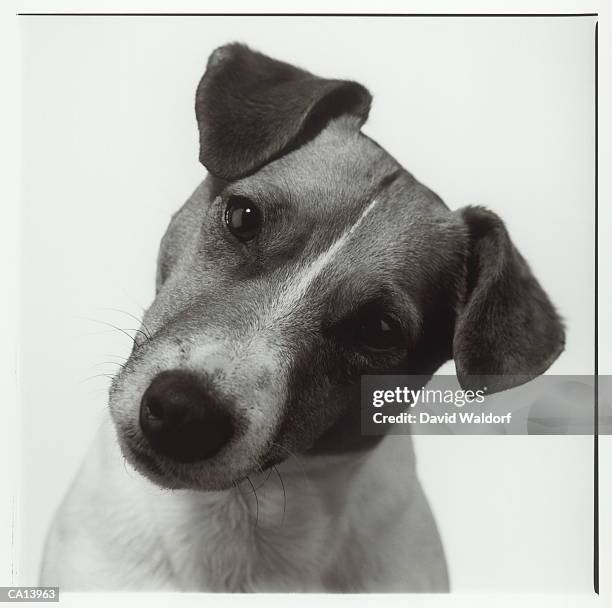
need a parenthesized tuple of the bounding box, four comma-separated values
(195, 43, 372, 180)
(453, 206, 565, 393)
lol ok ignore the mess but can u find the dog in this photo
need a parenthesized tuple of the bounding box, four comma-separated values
(40, 43, 565, 592)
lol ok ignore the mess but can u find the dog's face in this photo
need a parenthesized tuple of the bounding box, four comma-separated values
(109, 44, 564, 490)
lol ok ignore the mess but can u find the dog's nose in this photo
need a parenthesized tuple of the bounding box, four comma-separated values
(139, 371, 234, 463)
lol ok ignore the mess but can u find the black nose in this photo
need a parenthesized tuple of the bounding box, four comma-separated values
(139, 371, 234, 463)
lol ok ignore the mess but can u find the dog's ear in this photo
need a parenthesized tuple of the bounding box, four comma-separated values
(195, 43, 372, 180)
(453, 206, 565, 393)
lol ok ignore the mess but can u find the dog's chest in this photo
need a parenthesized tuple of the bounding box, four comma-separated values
(153, 480, 341, 591)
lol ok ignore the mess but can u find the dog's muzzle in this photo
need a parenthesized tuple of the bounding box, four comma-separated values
(139, 370, 235, 463)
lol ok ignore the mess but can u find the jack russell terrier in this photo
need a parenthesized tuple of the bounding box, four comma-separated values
(41, 43, 564, 592)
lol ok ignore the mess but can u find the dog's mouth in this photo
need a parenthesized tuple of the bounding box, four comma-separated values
(118, 427, 281, 492)
(120, 440, 186, 489)
(126, 444, 165, 476)
(108, 356, 292, 491)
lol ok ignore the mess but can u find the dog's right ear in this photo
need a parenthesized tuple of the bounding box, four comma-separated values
(195, 43, 372, 180)
(452, 206, 565, 393)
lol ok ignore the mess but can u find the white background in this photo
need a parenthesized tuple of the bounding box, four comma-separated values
(5, 3, 608, 604)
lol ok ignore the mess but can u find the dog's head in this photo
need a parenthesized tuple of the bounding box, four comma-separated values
(109, 44, 564, 490)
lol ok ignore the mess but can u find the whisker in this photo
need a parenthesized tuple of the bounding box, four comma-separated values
(91, 361, 126, 370)
(79, 373, 115, 384)
(126, 328, 150, 342)
(252, 468, 273, 491)
(273, 465, 287, 525)
(119, 288, 147, 315)
(79, 330, 127, 338)
(76, 316, 144, 347)
(245, 476, 260, 529)
(233, 480, 248, 507)
(234, 480, 258, 529)
(103, 353, 129, 363)
(99, 307, 153, 340)
(269, 441, 309, 478)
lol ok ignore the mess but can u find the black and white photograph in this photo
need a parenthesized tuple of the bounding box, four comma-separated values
(1, 2, 611, 607)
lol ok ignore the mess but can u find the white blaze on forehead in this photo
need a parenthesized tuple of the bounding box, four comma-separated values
(274, 198, 380, 317)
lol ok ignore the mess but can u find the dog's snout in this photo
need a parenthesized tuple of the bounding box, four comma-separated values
(139, 371, 234, 463)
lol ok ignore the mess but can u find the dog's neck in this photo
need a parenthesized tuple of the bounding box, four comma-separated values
(164, 447, 373, 519)
(93, 422, 417, 590)
(140, 445, 382, 591)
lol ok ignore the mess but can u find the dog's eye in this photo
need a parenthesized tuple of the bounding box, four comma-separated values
(355, 310, 404, 351)
(224, 196, 262, 241)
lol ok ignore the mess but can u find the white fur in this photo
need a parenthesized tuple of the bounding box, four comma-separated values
(274, 198, 379, 318)
(41, 418, 448, 591)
